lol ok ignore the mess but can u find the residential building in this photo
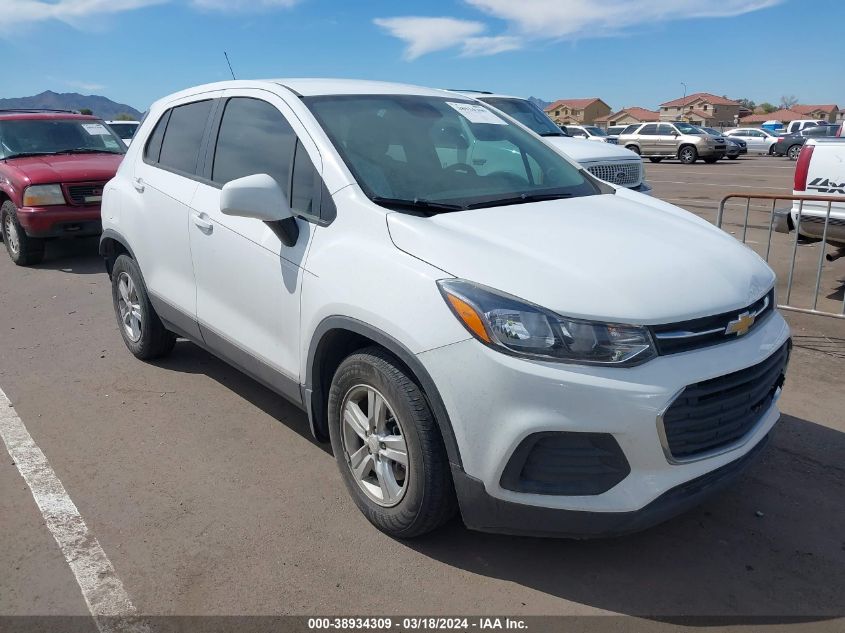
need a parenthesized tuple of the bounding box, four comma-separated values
(792, 104, 840, 123)
(659, 92, 741, 128)
(599, 106, 659, 128)
(544, 98, 611, 125)
(738, 108, 811, 127)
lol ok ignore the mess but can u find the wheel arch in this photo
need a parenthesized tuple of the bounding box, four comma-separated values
(99, 229, 137, 277)
(304, 316, 463, 469)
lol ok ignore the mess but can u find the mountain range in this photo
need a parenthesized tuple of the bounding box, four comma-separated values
(0, 91, 143, 121)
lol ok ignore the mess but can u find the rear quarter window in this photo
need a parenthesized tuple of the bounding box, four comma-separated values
(157, 100, 213, 175)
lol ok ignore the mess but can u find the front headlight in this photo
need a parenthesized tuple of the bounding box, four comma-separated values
(438, 279, 656, 367)
(23, 184, 65, 206)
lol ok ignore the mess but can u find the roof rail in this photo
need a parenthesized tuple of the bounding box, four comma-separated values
(0, 108, 80, 114)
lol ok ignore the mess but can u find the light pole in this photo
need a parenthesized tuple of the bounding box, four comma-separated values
(681, 82, 688, 120)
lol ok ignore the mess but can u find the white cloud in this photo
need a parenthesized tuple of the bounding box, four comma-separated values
(464, 0, 785, 39)
(373, 16, 486, 60)
(460, 35, 522, 57)
(64, 79, 106, 91)
(1, 0, 166, 26)
(190, 0, 300, 10)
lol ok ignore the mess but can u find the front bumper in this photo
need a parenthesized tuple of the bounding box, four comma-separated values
(15, 205, 102, 238)
(419, 309, 790, 536)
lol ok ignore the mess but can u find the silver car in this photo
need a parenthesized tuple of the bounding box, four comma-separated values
(618, 121, 727, 164)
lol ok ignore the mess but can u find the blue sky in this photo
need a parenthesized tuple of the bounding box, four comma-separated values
(2, 0, 841, 113)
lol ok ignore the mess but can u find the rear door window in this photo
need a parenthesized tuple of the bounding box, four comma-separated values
(639, 124, 658, 135)
(157, 100, 213, 175)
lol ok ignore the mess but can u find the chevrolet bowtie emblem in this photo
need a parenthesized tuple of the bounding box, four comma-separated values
(726, 311, 755, 336)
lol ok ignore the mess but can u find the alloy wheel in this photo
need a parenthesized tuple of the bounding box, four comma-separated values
(4, 214, 19, 255)
(117, 272, 143, 343)
(341, 384, 409, 507)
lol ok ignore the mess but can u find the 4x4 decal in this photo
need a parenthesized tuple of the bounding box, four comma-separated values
(807, 177, 845, 195)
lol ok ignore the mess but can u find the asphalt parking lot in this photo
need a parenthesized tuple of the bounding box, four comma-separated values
(1, 155, 843, 627)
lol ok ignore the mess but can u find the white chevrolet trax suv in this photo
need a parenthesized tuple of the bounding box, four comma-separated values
(100, 79, 790, 538)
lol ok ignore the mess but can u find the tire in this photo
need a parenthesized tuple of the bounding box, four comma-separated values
(678, 145, 698, 164)
(768, 145, 776, 156)
(1, 201, 45, 266)
(648, 157, 663, 163)
(625, 145, 640, 155)
(110, 254, 176, 360)
(328, 347, 456, 538)
(787, 145, 802, 161)
(704, 156, 720, 164)
(728, 155, 739, 160)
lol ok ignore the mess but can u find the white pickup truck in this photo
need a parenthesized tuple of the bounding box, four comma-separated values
(781, 138, 845, 251)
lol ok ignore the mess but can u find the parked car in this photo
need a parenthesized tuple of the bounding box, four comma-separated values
(773, 125, 841, 160)
(452, 91, 650, 193)
(723, 127, 779, 155)
(702, 127, 745, 159)
(105, 120, 140, 146)
(559, 124, 617, 144)
(101, 79, 790, 538)
(617, 121, 727, 164)
(784, 120, 825, 135)
(606, 125, 629, 137)
(774, 138, 845, 248)
(0, 109, 125, 265)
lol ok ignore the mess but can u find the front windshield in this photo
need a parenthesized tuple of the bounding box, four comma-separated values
(476, 97, 564, 137)
(305, 95, 598, 210)
(0, 118, 126, 159)
(583, 126, 607, 136)
(674, 122, 704, 134)
(107, 122, 139, 139)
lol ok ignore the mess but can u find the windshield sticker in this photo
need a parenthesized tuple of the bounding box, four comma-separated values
(81, 123, 110, 136)
(446, 102, 507, 125)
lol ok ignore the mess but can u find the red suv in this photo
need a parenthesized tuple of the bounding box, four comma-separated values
(0, 110, 125, 265)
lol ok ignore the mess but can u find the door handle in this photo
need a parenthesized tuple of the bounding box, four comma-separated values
(133, 177, 145, 193)
(192, 213, 214, 233)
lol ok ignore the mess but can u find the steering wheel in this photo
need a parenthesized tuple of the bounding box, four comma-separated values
(443, 163, 477, 176)
(485, 171, 530, 187)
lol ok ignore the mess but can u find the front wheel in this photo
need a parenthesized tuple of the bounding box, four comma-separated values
(1, 201, 45, 266)
(328, 348, 456, 538)
(110, 254, 176, 360)
(678, 146, 698, 164)
(625, 145, 640, 155)
(787, 145, 802, 161)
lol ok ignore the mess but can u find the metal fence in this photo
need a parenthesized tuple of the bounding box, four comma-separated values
(716, 193, 845, 319)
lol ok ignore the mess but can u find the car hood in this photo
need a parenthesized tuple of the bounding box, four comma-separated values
(542, 136, 640, 164)
(387, 192, 775, 324)
(4, 153, 123, 184)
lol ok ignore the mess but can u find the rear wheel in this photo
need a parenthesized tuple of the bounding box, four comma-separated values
(678, 145, 698, 164)
(328, 347, 456, 538)
(787, 145, 802, 161)
(648, 157, 663, 163)
(1, 201, 45, 266)
(625, 145, 640, 155)
(110, 254, 176, 359)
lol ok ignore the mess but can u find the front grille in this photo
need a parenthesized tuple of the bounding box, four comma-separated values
(660, 342, 789, 460)
(586, 162, 641, 187)
(715, 145, 726, 151)
(651, 289, 774, 355)
(65, 182, 106, 206)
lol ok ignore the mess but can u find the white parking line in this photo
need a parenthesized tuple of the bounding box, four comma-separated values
(0, 386, 149, 633)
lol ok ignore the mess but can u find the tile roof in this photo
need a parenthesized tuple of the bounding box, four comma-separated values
(544, 98, 602, 111)
(611, 106, 659, 121)
(793, 104, 839, 115)
(660, 92, 739, 107)
(740, 109, 808, 123)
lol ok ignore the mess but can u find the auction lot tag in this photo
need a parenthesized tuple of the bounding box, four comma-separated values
(446, 102, 507, 125)
(81, 123, 110, 135)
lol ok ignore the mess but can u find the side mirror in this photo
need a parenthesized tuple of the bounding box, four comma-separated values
(220, 173, 299, 247)
(220, 174, 292, 222)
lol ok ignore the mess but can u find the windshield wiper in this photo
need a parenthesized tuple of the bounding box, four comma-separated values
(465, 192, 574, 209)
(371, 196, 465, 213)
(539, 131, 566, 137)
(3, 151, 62, 160)
(56, 148, 123, 155)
